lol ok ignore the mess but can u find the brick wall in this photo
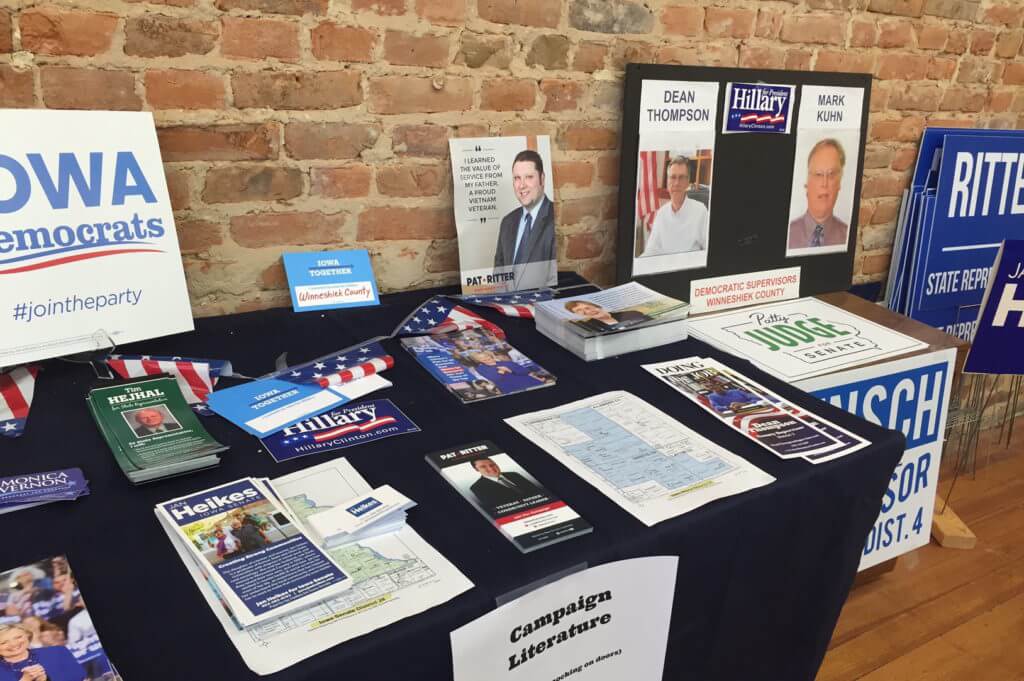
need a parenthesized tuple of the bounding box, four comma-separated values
(1, 0, 1022, 315)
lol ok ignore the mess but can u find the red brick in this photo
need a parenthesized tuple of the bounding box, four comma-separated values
(540, 79, 584, 113)
(480, 78, 536, 111)
(501, 121, 557, 137)
(158, 124, 279, 162)
(862, 147, 894, 170)
(850, 20, 878, 47)
(125, 15, 218, 57)
(573, 41, 608, 72)
(368, 76, 472, 114)
(20, 7, 118, 56)
(557, 196, 606, 226)
(383, 30, 450, 67)
(989, 88, 1015, 112)
(311, 23, 376, 62)
(580, 259, 615, 286)
(415, 0, 466, 25)
(891, 147, 917, 171)
(859, 201, 876, 227)
(165, 168, 191, 210)
(553, 161, 593, 189)
(861, 252, 892, 276)
(996, 29, 1024, 59)
(917, 24, 948, 50)
(928, 57, 956, 80)
(871, 83, 890, 112)
(0, 66, 33, 107)
(0, 11, 11, 53)
(454, 124, 489, 138)
(958, 57, 1002, 83)
(945, 30, 967, 54)
(780, 15, 844, 45)
(982, 4, 1024, 28)
(879, 20, 915, 48)
(352, 0, 406, 14)
(869, 115, 925, 142)
(215, 0, 328, 13)
(861, 172, 906, 198)
(755, 10, 784, 39)
(376, 163, 445, 197)
(176, 220, 222, 253)
(560, 125, 617, 151)
(392, 125, 450, 157)
(41, 68, 140, 110)
(357, 206, 454, 240)
(610, 41, 657, 70)
(231, 211, 346, 248)
(311, 165, 372, 198)
(876, 52, 930, 80)
(1003, 63, 1024, 85)
(478, 0, 559, 28)
(866, 0, 924, 16)
(739, 46, 786, 69)
(284, 122, 378, 160)
(661, 6, 703, 36)
(145, 69, 224, 110)
(566, 232, 604, 259)
(260, 261, 287, 289)
(872, 198, 901, 224)
(785, 49, 812, 71)
(816, 51, 876, 73)
(202, 166, 303, 203)
(940, 86, 987, 112)
(888, 83, 941, 110)
(233, 71, 362, 110)
(222, 17, 299, 61)
(597, 155, 618, 186)
(704, 7, 755, 38)
(424, 239, 458, 273)
(970, 29, 996, 55)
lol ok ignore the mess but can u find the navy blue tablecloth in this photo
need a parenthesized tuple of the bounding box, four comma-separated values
(0, 276, 903, 681)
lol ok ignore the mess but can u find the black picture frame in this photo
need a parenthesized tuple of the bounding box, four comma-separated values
(615, 63, 872, 300)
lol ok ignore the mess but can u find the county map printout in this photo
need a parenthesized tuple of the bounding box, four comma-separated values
(505, 391, 774, 526)
(160, 458, 472, 675)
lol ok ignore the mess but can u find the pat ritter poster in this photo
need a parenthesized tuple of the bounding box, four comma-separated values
(0, 110, 193, 366)
(450, 136, 557, 295)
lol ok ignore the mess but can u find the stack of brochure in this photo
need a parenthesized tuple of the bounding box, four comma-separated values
(0, 468, 89, 514)
(534, 282, 690, 360)
(87, 376, 227, 484)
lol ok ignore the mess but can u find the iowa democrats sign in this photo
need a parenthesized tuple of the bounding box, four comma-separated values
(0, 110, 192, 365)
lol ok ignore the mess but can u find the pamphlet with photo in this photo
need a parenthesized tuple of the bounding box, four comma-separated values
(534, 281, 689, 338)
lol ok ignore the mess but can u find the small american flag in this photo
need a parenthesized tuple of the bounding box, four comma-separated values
(0, 366, 38, 438)
(455, 289, 556, 319)
(393, 296, 504, 337)
(279, 339, 392, 387)
(105, 355, 231, 405)
(636, 150, 668, 239)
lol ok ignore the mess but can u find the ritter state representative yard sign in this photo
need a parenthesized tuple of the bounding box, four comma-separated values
(0, 110, 193, 365)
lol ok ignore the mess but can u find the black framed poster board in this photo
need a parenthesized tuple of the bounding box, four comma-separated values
(615, 64, 871, 309)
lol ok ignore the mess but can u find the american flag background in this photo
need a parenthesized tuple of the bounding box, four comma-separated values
(393, 296, 504, 337)
(278, 339, 393, 387)
(455, 289, 556, 319)
(0, 366, 38, 438)
(636, 150, 668, 250)
(105, 355, 231, 405)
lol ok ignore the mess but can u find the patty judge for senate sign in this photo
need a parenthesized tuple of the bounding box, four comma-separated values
(0, 110, 193, 365)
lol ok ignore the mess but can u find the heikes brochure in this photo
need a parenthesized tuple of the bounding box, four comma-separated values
(425, 440, 591, 553)
(155, 477, 352, 628)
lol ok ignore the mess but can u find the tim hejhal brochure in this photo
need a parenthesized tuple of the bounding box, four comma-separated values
(400, 328, 555, 403)
(155, 477, 352, 629)
(425, 440, 591, 553)
(86, 376, 226, 483)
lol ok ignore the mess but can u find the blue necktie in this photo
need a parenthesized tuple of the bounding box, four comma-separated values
(514, 211, 533, 265)
(811, 224, 824, 247)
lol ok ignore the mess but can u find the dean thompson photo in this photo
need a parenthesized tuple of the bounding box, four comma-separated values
(786, 132, 859, 257)
(633, 150, 713, 275)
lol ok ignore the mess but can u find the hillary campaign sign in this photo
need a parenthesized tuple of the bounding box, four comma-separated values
(796, 349, 955, 570)
(0, 110, 192, 365)
(964, 241, 1024, 374)
(722, 82, 794, 134)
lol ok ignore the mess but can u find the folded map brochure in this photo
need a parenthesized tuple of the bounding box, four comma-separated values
(155, 477, 353, 629)
(0, 468, 89, 514)
(533, 281, 690, 338)
(305, 485, 416, 548)
(87, 376, 227, 484)
(642, 357, 870, 464)
(400, 327, 555, 403)
(425, 440, 592, 553)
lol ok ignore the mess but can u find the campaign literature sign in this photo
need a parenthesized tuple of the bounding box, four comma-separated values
(260, 399, 420, 462)
(722, 82, 794, 134)
(796, 349, 955, 570)
(964, 241, 1024, 374)
(282, 249, 379, 312)
(0, 110, 193, 366)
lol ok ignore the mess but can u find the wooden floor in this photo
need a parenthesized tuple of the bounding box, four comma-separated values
(817, 433, 1024, 680)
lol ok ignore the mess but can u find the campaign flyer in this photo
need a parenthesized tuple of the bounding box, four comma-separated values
(400, 328, 555, 403)
(533, 281, 689, 338)
(425, 441, 592, 553)
(0, 556, 121, 679)
(643, 357, 869, 461)
(260, 399, 420, 463)
(0, 468, 89, 514)
(155, 478, 351, 628)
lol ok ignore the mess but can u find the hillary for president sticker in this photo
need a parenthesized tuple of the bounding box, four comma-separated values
(723, 82, 794, 135)
(260, 398, 419, 462)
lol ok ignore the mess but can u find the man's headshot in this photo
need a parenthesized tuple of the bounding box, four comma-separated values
(492, 149, 556, 291)
(128, 406, 182, 437)
(788, 138, 850, 251)
(641, 155, 709, 258)
(468, 456, 546, 510)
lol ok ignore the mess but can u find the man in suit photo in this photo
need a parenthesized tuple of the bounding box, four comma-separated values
(469, 457, 548, 511)
(130, 407, 182, 437)
(788, 138, 850, 251)
(492, 149, 556, 291)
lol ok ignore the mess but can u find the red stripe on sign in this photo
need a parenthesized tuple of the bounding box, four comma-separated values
(495, 500, 567, 525)
(0, 249, 164, 275)
(0, 372, 29, 419)
(313, 416, 397, 442)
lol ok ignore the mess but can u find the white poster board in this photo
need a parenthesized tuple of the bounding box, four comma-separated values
(0, 110, 192, 366)
(451, 557, 677, 681)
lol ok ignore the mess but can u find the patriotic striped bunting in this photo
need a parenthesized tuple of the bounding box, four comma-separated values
(317, 355, 395, 388)
(0, 366, 38, 438)
(105, 355, 232, 405)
